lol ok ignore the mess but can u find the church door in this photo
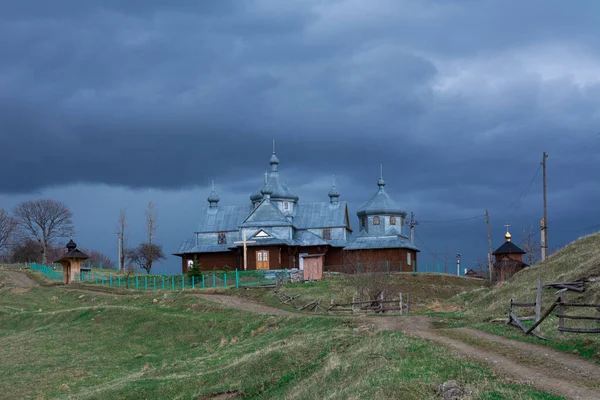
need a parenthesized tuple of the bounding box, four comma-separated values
(256, 250, 269, 270)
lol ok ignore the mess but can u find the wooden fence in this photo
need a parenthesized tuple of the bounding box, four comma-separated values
(276, 291, 411, 314)
(506, 280, 600, 338)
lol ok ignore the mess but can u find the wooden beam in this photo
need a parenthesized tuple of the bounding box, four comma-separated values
(525, 300, 558, 335)
(558, 327, 600, 333)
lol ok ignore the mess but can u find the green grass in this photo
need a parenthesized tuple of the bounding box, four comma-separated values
(442, 232, 600, 362)
(237, 273, 484, 313)
(0, 271, 561, 400)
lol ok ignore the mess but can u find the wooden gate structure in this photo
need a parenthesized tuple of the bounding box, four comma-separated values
(302, 254, 323, 281)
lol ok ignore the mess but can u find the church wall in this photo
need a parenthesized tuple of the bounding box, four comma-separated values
(324, 247, 344, 266)
(181, 252, 240, 273)
(364, 215, 405, 236)
(342, 248, 418, 272)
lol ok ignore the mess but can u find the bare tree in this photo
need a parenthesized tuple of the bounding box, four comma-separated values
(13, 199, 73, 264)
(117, 209, 128, 271)
(0, 209, 17, 256)
(521, 224, 540, 265)
(343, 250, 394, 304)
(126, 243, 165, 274)
(144, 201, 158, 244)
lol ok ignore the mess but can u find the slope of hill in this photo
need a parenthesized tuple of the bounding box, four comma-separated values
(0, 270, 561, 400)
(460, 232, 600, 319)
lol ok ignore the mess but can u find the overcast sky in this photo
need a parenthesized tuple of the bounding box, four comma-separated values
(1, 1, 599, 273)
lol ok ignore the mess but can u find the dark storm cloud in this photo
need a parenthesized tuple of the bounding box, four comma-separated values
(1, 0, 600, 268)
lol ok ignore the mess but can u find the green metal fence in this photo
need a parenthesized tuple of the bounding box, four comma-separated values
(29, 263, 288, 291)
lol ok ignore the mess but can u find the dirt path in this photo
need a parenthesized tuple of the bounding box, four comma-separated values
(1, 270, 38, 288)
(196, 293, 600, 399)
(414, 330, 600, 400)
(195, 294, 298, 316)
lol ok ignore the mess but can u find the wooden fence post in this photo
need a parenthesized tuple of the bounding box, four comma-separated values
(399, 292, 403, 315)
(351, 296, 355, 313)
(406, 293, 410, 314)
(535, 280, 542, 333)
(380, 292, 384, 313)
(558, 291, 565, 338)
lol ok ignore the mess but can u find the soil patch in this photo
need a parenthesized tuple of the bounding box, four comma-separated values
(1, 270, 38, 288)
(196, 294, 297, 316)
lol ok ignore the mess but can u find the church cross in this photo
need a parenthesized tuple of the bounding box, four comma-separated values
(233, 230, 256, 271)
(504, 223, 511, 233)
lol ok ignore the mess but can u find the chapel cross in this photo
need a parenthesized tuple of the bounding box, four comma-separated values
(504, 223, 511, 233)
(233, 230, 256, 271)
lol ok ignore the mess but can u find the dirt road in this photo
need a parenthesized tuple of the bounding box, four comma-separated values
(196, 292, 600, 400)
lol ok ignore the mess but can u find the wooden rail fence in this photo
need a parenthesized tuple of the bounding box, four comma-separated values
(507, 280, 600, 337)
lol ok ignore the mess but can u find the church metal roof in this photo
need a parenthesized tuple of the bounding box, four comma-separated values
(250, 150, 299, 202)
(250, 172, 299, 202)
(344, 234, 420, 251)
(294, 202, 348, 229)
(357, 178, 406, 217)
(240, 200, 293, 228)
(196, 205, 253, 233)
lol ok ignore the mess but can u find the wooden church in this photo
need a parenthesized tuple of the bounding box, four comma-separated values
(174, 146, 419, 274)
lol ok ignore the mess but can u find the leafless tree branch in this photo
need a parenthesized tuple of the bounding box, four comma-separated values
(13, 199, 73, 264)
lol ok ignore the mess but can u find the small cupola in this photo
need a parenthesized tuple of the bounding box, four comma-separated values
(328, 174, 340, 204)
(207, 181, 220, 208)
(261, 172, 272, 200)
(66, 235, 77, 252)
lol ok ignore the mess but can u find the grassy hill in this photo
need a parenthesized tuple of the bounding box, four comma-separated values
(0, 270, 557, 400)
(241, 273, 484, 313)
(460, 232, 600, 318)
(450, 232, 600, 362)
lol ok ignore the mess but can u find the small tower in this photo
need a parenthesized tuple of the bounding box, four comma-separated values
(208, 181, 220, 209)
(328, 175, 340, 204)
(55, 236, 89, 284)
(261, 172, 272, 201)
(492, 224, 527, 282)
(269, 140, 280, 173)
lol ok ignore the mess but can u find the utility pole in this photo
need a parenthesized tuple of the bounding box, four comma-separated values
(485, 209, 493, 281)
(407, 212, 419, 245)
(117, 232, 122, 272)
(541, 152, 548, 261)
(444, 246, 448, 274)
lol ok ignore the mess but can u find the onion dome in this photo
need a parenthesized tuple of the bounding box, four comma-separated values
(250, 144, 299, 203)
(329, 175, 340, 203)
(207, 181, 220, 208)
(66, 237, 77, 252)
(505, 231, 512, 242)
(261, 172, 272, 199)
(357, 167, 406, 217)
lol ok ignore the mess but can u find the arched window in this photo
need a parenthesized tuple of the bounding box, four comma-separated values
(284, 201, 289, 211)
(373, 216, 380, 225)
(390, 216, 396, 225)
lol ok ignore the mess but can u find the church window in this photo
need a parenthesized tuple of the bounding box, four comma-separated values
(407, 252, 412, 266)
(390, 216, 396, 225)
(284, 201, 289, 211)
(322, 229, 332, 240)
(217, 232, 227, 244)
(361, 218, 366, 229)
(373, 216, 380, 225)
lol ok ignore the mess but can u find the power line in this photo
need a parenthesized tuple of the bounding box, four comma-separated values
(560, 132, 600, 156)
(414, 231, 443, 263)
(419, 215, 484, 223)
(506, 164, 541, 218)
